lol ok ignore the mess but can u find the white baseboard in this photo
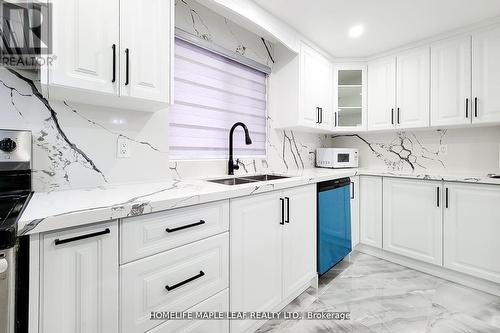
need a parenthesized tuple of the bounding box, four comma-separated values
(356, 244, 500, 297)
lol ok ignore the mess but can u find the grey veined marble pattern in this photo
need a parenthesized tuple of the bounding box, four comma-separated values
(257, 252, 500, 333)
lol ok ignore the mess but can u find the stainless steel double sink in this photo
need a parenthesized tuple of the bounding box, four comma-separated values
(207, 174, 290, 185)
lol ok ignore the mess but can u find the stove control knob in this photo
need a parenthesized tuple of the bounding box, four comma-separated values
(0, 138, 16, 152)
(0, 258, 7, 274)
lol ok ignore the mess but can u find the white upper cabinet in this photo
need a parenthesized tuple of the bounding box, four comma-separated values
(271, 41, 333, 132)
(334, 65, 367, 132)
(472, 25, 500, 124)
(396, 47, 430, 129)
(443, 183, 500, 284)
(43, 0, 172, 111)
(383, 178, 442, 265)
(300, 42, 333, 130)
(431, 36, 472, 127)
(367, 57, 396, 130)
(120, 0, 171, 104)
(45, 0, 119, 96)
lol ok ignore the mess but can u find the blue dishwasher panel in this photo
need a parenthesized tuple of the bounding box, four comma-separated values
(317, 178, 351, 275)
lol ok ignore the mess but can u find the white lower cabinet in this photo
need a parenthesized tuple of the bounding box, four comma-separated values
(230, 185, 316, 333)
(147, 289, 229, 333)
(359, 176, 382, 248)
(39, 221, 119, 333)
(350, 176, 360, 248)
(383, 178, 442, 265)
(443, 183, 500, 283)
(120, 233, 229, 333)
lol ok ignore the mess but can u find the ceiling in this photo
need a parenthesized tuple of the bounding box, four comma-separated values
(251, 0, 500, 58)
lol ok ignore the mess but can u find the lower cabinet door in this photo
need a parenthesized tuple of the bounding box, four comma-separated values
(39, 221, 119, 333)
(350, 176, 360, 248)
(230, 191, 283, 333)
(147, 289, 229, 333)
(383, 178, 442, 265)
(282, 185, 316, 301)
(444, 183, 500, 283)
(120, 233, 229, 333)
(359, 176, 383, 248)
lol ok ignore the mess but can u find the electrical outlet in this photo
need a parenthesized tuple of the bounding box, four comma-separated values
(117, 136, 131, 158)
(439, 144, 448, 156)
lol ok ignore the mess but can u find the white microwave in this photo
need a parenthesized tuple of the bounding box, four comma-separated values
(316, 148, 359, 168)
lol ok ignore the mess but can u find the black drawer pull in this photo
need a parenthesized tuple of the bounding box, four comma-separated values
(112, 44, 116, 83)
(474, 97, 478, 117)
(125, 48, 130, 86)
(280, 198, 285, 225)
(166, 220, 205, 233)
(55, 228, 110, 246)
(165, 271, 205, 291)
(465, 98, 469, 118)
(285, 197, 290, 223)
(351, 182, 355, 199)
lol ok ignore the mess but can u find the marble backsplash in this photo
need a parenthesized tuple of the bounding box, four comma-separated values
(330, 127, 500, 176)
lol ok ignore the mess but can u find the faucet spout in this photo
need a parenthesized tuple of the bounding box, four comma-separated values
(228, 122, 252, 175)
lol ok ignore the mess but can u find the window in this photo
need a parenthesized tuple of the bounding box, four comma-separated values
(169, 38, 267, 160)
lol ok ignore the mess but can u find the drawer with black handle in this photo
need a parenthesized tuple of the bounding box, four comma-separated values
(120, 200, 229, 263)
(120, 232, 229, 333)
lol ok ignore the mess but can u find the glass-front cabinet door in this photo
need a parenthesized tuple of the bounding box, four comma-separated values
(333, 65, 367, 131)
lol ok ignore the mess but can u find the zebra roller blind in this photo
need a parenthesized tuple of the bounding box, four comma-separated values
(169, 38, 267, 160)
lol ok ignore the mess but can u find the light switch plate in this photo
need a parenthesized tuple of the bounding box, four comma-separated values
(117, 136, 131, 158)
(439, 144, 448, 156)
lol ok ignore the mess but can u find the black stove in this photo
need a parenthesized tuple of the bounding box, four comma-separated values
(0, 170, 32, 250)
(0, 130, 32, 333)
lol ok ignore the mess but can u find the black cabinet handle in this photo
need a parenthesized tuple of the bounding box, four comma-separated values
(391, 108, 394, 125)
(316, 107, 319, 124)
(445, 188, 449, 208)
(465, 98, 469, 118)
(334, 111, 337, 127)
(125, 48, 130, 86)
(280, 198, 285, 225)
(474, 97, 478, 117)
(351, 182, 355, 199)
(165, 271, 205, 291)
(397, 107, 401, 124)
(166, 220, 205, 233)
(112, 44, 116, 83)
(436, 187, 440, 207)
(55, 228, 110, 246)
(285, 197, 290, 223)
(319, 107, 323, 124)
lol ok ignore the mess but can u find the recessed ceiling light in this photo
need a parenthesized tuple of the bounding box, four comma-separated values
(348, 25, 364, 38)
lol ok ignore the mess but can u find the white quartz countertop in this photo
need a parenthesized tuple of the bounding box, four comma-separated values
(18, 168, 500, 236)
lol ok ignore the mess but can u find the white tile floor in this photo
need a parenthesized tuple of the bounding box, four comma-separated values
(257, 251, 500, 332)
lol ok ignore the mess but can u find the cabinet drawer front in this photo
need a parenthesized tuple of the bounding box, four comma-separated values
(147, 289, 229, 333)
(120, 200, 229, 263)
(120, 233, 229, 333)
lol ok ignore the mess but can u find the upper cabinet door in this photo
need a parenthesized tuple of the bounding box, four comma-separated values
(431, 36, 472, 127)
(334, 65, 367, 131)
(367, 57, 396, 130)
(120, 0, 172, 103)
(396, 47, 430, 129)
(472, 25, 500, 124)
(48, 0, 119, 95)
(300, 42, 333, 128)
